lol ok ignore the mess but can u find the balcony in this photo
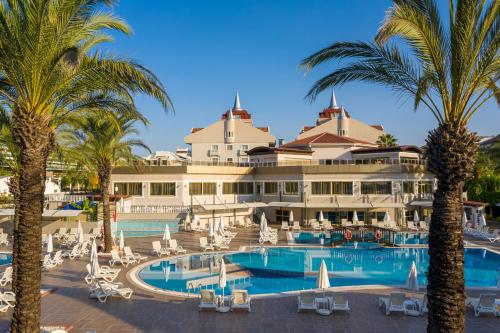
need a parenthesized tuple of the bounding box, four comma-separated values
(237, 150, 247, 156)
(208, 149, 219, 156)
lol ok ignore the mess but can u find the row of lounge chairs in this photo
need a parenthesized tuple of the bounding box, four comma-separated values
(297, 291, 350, 315)
(62, 242, 89, 260)
(41, 251, 63, 270)
(109, 248, 148, 267)
(199, 289, 251, 312)
(152, 239, 187, 257)
(464, 224, 500, 243)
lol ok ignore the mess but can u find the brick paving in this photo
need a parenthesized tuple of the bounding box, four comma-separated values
(0, 227, 498, 332)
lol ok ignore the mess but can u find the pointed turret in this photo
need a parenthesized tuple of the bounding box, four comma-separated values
(233, 91, 242, 110)
(337, 106, 349, 136)
(338, 106, 346, 119)
(329, 89, 338, 109)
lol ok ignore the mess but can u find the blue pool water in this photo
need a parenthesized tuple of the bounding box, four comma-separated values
(138, 247, 500, 295)
(394, 233, 429, 245)
(0, 253, 12, 266)
(114, 219, 180, 238)
(295, 231, 429, 246)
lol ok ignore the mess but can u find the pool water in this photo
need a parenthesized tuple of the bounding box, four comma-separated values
(138, 247, 500, 295)
(394, 233, 429, 245)
(0, 253, 12, 266)
(114, 219, 180, 238)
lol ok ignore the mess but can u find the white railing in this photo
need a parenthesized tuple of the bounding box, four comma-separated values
(45, 194, 88, 202)
(118, 205, 189, 214)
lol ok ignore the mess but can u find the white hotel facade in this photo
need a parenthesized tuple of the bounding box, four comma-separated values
(111, 92, 435, 226)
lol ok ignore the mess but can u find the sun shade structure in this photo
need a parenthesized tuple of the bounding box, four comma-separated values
(316, 259, 330, 290)
(406, 261, 419, 292)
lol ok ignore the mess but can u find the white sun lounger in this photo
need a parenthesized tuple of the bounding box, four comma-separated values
(152, 241, 169, 257)
(84, 264, 120, 284)
(0, 291, 15, 312)
(379, 292, 407, 315)
(89, 279, 133, 303)
(199, 237, 214, 252)
(49, 251, 63, 266)
(312, 222, 322, 231)
(41, 254, 56, 270)
(486, 229, 500, 243)
(412, 294, 428, 315)
(109, 250, 136, 267)
(198, 289, 218, 311)
(281, 222, 290, 231)
(0, 266, 12, 286)
(297, 291, 316, 312)
(53, 228, 67, 240)
(467, 294, 499, 317)
(0, 234, 9, 246)
(63, 244, 82, 260)
(292, 221, 301, 231)
(231, 290, 251, 312)
(123, 246, 148, 262)
(168, 239, 186, 254)
(332, 293, 350, 312)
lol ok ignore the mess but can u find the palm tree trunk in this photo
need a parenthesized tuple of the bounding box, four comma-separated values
(426, 124, 478, 333)
(99, 164, 112, 252)
(8, 175, 19, 294)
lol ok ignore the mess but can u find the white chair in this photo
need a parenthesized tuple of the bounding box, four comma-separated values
(297, 291, 316, 312)
(89, 279, 133, 303)
(281, 222, 290, 231)
(49, 251, 63, 266)
(231, 290, 251, 312)
(379, 292, 407, 315)
(63, 244, 82, 260)
(84, 263, 120, 284)
(0, 291, 15, 312)
(53, 228, 67, 240)
(123, 246, 147, 262)
(418, 221, 429, 231)
(168, 239, 187, 254)
(89, 228, 100, 240)
(414, 294, 428, 315)
(199, 237, 214, 252)
(213, 235, 230, 250)
(152, 241, 169, 257)
(0, 267, 12, 286)
(486, 229, 500, 243)
(312, 222, 322, 231)
(322, 221, 333, 231)
(467, 294, 499, 317)
(198, 289, 218, 311)
(109, 250, 136, 267)
(332, 293, 350, 312)
(292, 221, 301, 231)
(0, 234, 9, 246)
(41, 254, 56, 270)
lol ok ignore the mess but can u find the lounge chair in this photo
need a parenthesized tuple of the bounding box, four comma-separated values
(486, 229, 500, 243)
(281, 222, 290, 231)
(41, 254, 56, 270)
(312, 222, 322, 231)
(123, 246, 148, 262)
(0, 267, 12, 286)
(199, 237, 214, 252)
(467, 294, 499, 317)
(89, 228, 100, 240)
(292, 221, 301, 231)
(322, 221, 333, 231)
(332, 293, 350, 312)
(419, 221, 429, 231)
(109, 250, 136, 267)
(231, 290, 251, 312)
(168, 239, 187, 254)
(297, 291, 316, 312)
(49, 251, 63, 266)
(379, 292, 407, 315)
(63, 244, 82, 260)
(89, 279, 133, 303)
(0, 234, 9, 246)
(84, 263, 120, 284)
(414, 294, 428, 315)
(0, 291, 15, 312)
(213, 235, 230, 250)
(152, 241, 169, 257)
(198, 289, 218, 311)
(53, 228, 67, 240)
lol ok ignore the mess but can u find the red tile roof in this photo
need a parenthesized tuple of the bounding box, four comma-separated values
(247, 146, 313, 155)
(370, 125, 384, 131)
(257, 127, 269, 132)
(318, 107, 350, 119)
(284, 132, 374, 147)
(351, 145, 422, 154)
(221, 110, 252, 120)
(191, 127, 204, 133)
(301, 126, 315, 133)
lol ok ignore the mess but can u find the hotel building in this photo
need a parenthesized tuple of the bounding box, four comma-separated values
(111, 92, 435, 227)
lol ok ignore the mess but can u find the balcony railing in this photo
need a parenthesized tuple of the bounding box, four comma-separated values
(118, 205, 189, 214)
(45, 194, 89, 203)
(207, 150, 219, 156)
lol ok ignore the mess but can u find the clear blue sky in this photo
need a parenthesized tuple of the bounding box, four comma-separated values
(106, 0, 499, 153)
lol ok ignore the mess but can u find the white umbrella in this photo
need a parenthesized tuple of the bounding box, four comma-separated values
(219, 259, 227, 303)
(462, 210, 468, 228)
(163, 264, 171, 283)
(289, 211, 294, 222)
(90, 239, 99, 278)
(260, 213, 267, 233)
(77, 221, 84, 244)
(413, 210, 419, 223)
(163, 224, 171, 248)
(383, 211, 391, 222)
(497, 269, 500, 289)
(406, 260, 419, 292)
(184, 213, 191, 230)
(471, 211, 478, 228)
(47, 234, 53, 254)
(208, 219, 214, 238)
(352, 211, 359, 223)
(119, 230, 125, 251)
(263, 252, 268, 267)
(479, 212, 487, 228)
(219, 217, 225, 234)
(318, 211, 324, 222)
(316, 259, 330, 289)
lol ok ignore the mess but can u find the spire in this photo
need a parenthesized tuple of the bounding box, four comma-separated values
(233, 91, 242, 110)
(329, 89, 338, 108)
(227, 108, 234, 120)
(338, 106, 346, 119)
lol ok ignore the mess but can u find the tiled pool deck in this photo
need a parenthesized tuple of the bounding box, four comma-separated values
(0, 228, 498, 332)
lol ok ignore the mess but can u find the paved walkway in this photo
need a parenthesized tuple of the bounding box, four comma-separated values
(0, 228, 498, 332)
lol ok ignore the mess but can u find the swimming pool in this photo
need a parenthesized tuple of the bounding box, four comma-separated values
(137, 247, 500, 296)
(0, 253, 12, 266)
(294, 231, 429, 246)
(394, 232, 429, 245)
(114, 219, 180, 238)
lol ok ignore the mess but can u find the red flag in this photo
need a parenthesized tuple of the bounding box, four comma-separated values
(113, 205, 117, 223)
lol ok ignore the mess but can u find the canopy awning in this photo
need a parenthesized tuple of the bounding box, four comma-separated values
(337, 202, 373, 209)
(267, 202, 292, 208)
(409, 200, 433, 207)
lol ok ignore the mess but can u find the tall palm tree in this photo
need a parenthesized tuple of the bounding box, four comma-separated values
(376, 133, 398, 147)
(0, 1, 171, 331)
(62, 112, 150, 252)
(301, 1, 499, 331)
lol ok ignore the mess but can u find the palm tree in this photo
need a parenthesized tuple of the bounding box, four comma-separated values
(62, 112, 150, 252)
(0, 1, 171, 331)
(301, 1, 498, 331)
(376, 134, 398, 147)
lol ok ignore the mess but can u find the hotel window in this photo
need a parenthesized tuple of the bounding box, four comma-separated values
(311, 181, 331, 195)
(276, 210, 290, 222)
(418, 181, 434, 194)
(238, 182, 254, 195)
(227, 157, 233, 163)
(150, 182, 176, 196)
(223, 182, 254, 195)
(223, 183, 237, 195)
(189, 182, 216, 195)
(241, 145, 249, 151)
(264, 182, 278, 195)
(403, 181, 415, 194)
(227, 131, 234, 138)
(211, 145, 218, 151)
(226, 144, 233, 151)
(361, 181, 392, 195)
(332, 182, 353, 195)
(240, 157, 249, 163)
(114, 182, 142, 196)
(284, 182, 298, 195)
